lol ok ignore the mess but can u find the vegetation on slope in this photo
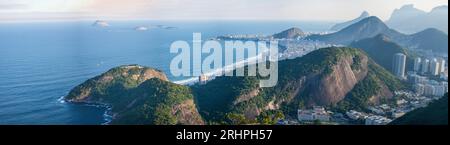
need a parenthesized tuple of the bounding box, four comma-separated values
(112, 78, 203, 125)
(65, 65, 203, 125)
(65, 65, 168, 103)
(194, 47, 404, 124)
(334, 61, 405, 112)
(351, 34, 417, 72)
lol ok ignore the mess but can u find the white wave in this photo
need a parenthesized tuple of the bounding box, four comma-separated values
(102, 107, 113, 125)
(172, 51, 270, 85)
(57, 96, 66, 104)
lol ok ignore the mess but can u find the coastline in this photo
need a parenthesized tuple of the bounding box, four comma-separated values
(58, 96, 112, 125)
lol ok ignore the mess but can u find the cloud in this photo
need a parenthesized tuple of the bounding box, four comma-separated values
(0, 3, 28, 10)
(80, 0, 448, 20)
(81, 0, 155, 14)
(0, 0, 448, 21)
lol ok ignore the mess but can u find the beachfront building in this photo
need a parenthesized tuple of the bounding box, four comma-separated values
(198, 74, 209, 85)
(298, 106, 331, 122)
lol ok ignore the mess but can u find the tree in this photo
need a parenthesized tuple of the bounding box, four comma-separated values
(313, 120, 322, 125)
(258, 110, 285, 125)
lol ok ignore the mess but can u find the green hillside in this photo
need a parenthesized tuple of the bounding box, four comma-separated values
(351, 34, 417, 72)
(194, 47, 404, 124)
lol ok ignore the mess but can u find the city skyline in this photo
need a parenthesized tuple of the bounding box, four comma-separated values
(0, 0, 447, 21)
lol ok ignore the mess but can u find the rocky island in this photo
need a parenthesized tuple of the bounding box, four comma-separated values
(92, 20, 110, 27)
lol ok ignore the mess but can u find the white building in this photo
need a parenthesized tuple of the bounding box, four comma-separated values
(408, 74, 427, 84)
(365, 115, 392, 125)
(424, 84, 436, 96)
(198, 74, 210, 85)
(391, 110, 406, 119)
(430, 58, 440, 76)
(438, 58, 446, 74)
(393, 53, 407, 79)
(298, 106, 331, 122)
(420, 80, 448, 97)
(441, 82, 449, 93)
(368, 107, 385, 115)
(414, 84, 425, 95)
(396, 99, 408, 106)
(346, 110, 368, 120)
(422, 59, 430, 74)
(434, 85, 446, 97)
(414, 57, 422, 72)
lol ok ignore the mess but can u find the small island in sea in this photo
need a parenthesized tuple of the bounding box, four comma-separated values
(92, 20, 110, 27)
(135, 26, 149, 31)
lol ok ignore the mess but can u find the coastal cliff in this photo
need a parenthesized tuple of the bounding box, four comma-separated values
(65, 65, 204, 125)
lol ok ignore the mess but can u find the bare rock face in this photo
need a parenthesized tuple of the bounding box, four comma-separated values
(307, 54, 369, 106)
(172, 100, 205, 125)
(234, 89, 260, 105)
(368, 83, 394, 105)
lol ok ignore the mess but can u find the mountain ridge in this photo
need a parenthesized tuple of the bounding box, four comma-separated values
(307, 16, 448, 53)
(350, 34, 417, 72)
(273, 27, 306, 39)
(330, 11, 370, 31)
(386, 4, 448, 34)
(307, 16, 403, 45)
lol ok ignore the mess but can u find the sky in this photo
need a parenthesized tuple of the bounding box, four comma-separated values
(0, 0, 448, 21)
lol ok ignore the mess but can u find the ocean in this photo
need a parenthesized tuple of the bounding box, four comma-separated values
(0, 20, 333, 125)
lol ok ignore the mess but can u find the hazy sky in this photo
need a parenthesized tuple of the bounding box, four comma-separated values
(0, 0, 447, 21)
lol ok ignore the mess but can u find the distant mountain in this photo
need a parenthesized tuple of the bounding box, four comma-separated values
(386, 5, 448, 34)
(388, 4, 427, 24)
(351, 34, 416, 72)
(92, 20, 110, 27)
(390, 93, 448, 125)
(308, 16, 448, 53)
(330, 11, 370, 31)
(403, 28, 449, 53)
(135, 26, 149, 31)
(307, 16, 403, 45)
(273, 27, 306, 39)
